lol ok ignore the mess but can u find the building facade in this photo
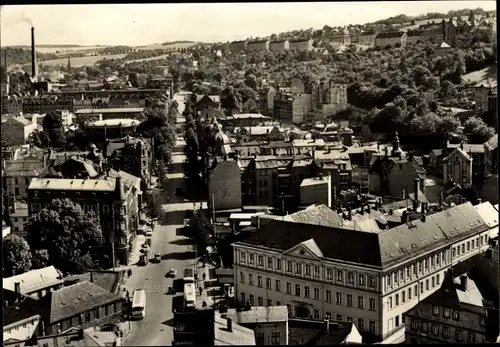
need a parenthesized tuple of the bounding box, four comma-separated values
(232, 202, 491, 340)
(374, 32, 408, 48)
(442, 147, 474, 188)
(208, 158, 242, 211)
(288, 39, 314, 51)
(269, 40, 290, 52)
(247, 40, 270, 51)
(484, 134, 498, 176)
(230, 40, 248, 53)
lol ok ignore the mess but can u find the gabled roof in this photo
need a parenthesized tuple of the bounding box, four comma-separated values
(285, 204, 344, 229)
(439, 42, 451, 48)
(474, 201, 498, 228)
(213, 311, 255, 345)
(288, 319, 358, 345)
(39, 280, 122, 324)
(443, 147, 472, 162)
(3, 290, 41, 328)
(3, 266, 64, 295)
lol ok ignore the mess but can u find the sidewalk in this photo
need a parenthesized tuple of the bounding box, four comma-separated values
(194, 264, 224, 309)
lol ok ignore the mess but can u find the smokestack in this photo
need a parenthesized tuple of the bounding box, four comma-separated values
(460, 275, 468, 292)
(226, 317, 232, 332)
(90, 271, 94, 283)
(31, 27, 37, 80)
(414, 178, 420, 202)
(14, 282, 21, 294)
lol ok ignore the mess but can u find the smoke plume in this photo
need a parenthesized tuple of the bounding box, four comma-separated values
(19, 12, 33, 27)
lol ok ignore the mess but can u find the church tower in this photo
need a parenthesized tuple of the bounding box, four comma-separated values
(112, 175, 129, 266)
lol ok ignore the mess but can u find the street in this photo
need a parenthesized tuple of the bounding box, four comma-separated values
(123, 93, 200, 346)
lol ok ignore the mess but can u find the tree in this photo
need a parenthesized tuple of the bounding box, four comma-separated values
(464, 116, 496, 143)
(42, 111, 66, 148)
(243, 98, 259, 113)
(31, 249, 50, 269)
(189, 210, 213, 249)
(24, 199, 103, 274)
(3, 234, 32, 276)
(220, 86, 242, 116)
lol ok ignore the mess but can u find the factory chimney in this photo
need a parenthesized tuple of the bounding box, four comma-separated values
(31, 27, 37, 80)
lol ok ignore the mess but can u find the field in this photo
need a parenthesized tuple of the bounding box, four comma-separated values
(135, 42, 200, 50)
(26, 53, 128, 67)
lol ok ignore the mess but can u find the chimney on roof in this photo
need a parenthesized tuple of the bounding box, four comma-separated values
(476, 198, 482, 205)
(226, 317, 233, 332)
(460, 275, 468, 291)
(14, 282, 21, 294)
(348, 208, 352, 220)
(367, 204, 371, 213)
(414, 178, 420, 203)
(402, 210, 408, 223)
(324, 317, 330, 332)
(421, 201, 426, 213)
(90, 271, 94, 283)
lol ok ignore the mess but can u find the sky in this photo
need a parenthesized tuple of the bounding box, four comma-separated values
(0, 2, 496, 46)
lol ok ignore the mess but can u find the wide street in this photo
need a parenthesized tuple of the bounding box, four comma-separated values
(123, 93, 200, 346)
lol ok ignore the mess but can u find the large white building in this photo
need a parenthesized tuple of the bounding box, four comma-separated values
(232, 202, 492, 341)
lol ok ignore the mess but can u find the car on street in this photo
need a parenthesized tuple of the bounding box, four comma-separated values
(146, 238, 152, 247)
(141, 244, 150, 253)
(146, 229, 153, 237)
(153, 252, 161, 263)
(138, 255, 147, 266)
(167, 268, 177, 277)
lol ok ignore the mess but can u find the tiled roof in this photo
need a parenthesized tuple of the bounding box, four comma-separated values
(3, 290, 41, 328)
(4, 159, 45, 177)
(74, 108, 144, 114)
(3, 266, 64, 295)
(443, 147, 472, 162)
(484, 134, 498, 151)
(300, 177, 328, 187)
(262, 141, 293, 148)
(213, 311, 256, 345)
(29, 178, 114, 192)
(286, 204, 344, 229)
(237, 202, 488, 269)
(288, 319, 356, 345)
(293, 139, 325, 147)
(61, 158, 98, 177)
(40, 281, 122, 324)
(474, 201, 498, 228)
(225, 306, 288, 324)
(63, 271, 122, 294)
(87, 119, 139, 128)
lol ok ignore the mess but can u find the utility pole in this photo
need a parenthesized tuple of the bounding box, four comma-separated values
(111, 231, 116, 271)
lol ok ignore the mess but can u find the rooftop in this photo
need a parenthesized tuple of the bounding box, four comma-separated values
(39, 280, 122, 324)
(3, 266, 64, 295)
(87, 119, 140, 128)
(3, 289, 41, 328)
(74, 107, 145, 114)
(225, 306, 288, 324)
(484, 134, 498, 151)
(4, 159, 45, 177)
(300, 177, 329, 187)
(288, 319, 359, 345)
(213, 312, 256, 345)
(63, 270, 122, 294)
(286, 204, 344, 229)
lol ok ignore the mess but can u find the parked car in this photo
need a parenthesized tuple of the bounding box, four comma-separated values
(146, 238, 152, 247)
(167, 268, 177, 277)
(153, 253, 161, 263)
(138, 255, 147, 266)
(141, 244, 150, 253)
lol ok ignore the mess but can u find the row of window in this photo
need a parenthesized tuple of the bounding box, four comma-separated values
(410, 318, 483, 342)
(12, 177, 30, 185)
(255, 332, 280, 345)
(4, 318, 37, 334)
(55, 302, 118, 333)
(387, 252, 446, 290)
(239, 292, 377, 334)
(240, 273, 376, 311)
(388, 273, 441, 310)
(452, 235, 487, 259)
(240, 252, 377, 288)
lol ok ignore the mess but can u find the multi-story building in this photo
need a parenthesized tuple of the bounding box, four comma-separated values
(418, 23, 445, 43)
(442, 146, 474, 188)
(374, 32, 407, 48)
(224, 306, 288, 345)
(247, 40, 270, 51)
(484, 134, 498, 176)
(310, 148, 352, 201)
(106, 136, 153, 188)
(9, 201, 29, 236)
(38, 280, 123, 336)
(234, 125, 285, 143)
(403, 272, 494, 344)
(1, 96, 23, 115)
(311, 81, 348, 119)
(475, 81, 497, 112)
(288, 39, 314, 51)
(274, 91, 313, 124)
(406, 30, 424, 45)
(357, 31, 377, 46)
(269, 40, 290, 52)
(3, 289, 42, 343)
(4, 154, 46, 204)
(258, 86, 277, 117)
(368, 133, 427, 198)
(207, 158, 242, 211)
(434, 42, 452, 57)
(27, 171, 141, 265)
(3, 266, 65, 299)
(232, 201, 491, 340)
(328, 30, 352, 44)
(219, 113, 271, 129)
(86, 119, 140, 141)
(1, 115, 40, 147)
(74, 107, 145, 122)
(230, 40, 248, 53)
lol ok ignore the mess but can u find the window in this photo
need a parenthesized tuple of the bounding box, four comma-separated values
(241, 292, 246, 304)
(432, 277, 435, 288)
(443, 327, 450, 339)
(336, 270, 343, 282)
(369, 320, 375, 333)
(369, 298, 376, 311)
(395, 315, 400, 327)
(249, 254, 255, 264)
(347, 272, 354, 284)
(255, 332, 264, 345)
(295, 263, 302, 274)
(358, 296, 364, 309)
(389, 297, 393, 309)
(257, 276, 262, 287)
(287, 304, 292, 316)
(103, 205, 110, 214)
(271, 332, 280, 345)
(336, 292, 342, 304)
(326, 290, 332, 302)
(347, 316, 353, 322)
(314, 266, 320, 277)
(275, 280, 281, 292)
(266, 278, 272, 289)
(443, 308, 450, 318)
(420, 282, 424, 294)
(393, 273, 398, 284)
(402, 291, 406, 303)
(424, 259, 428, 270)
(414, 284, 418, 297)
(240, 272, 245, 283)
(358, 274, 365, 286)
(314, 309, 320, 320)
(412, 264, 416, 275)
(93, 308, 99, 320)
(248, 274, 253, 285)
(369, 276, 376, 288)
(422, 322, 428, 333)
(85, 311, 91, 323)
(436, 274, 440, 286)
(411, 319, 418, 330)
(295, 284, 301, 296)
(347, 294, 353, 306)
(468, 332, 476, 343)
(453, 311, 460, 321)
(467, 241, 470, 251)
(267, 257, 273, 269)
(395, 294, 399, 306)
(406, 267, 410, 278)
(314, 288, 319, 300)
(305, 264, 311, 276)
(258, 255, 263, 266)
(305, 286, 310, 298)
(286, 282, 291, 294)
(249, 295, 255, 305)
(337, 314, 343, 321)
(387, 275, 392, 287)
(326, 268, 333, 280)
(452, 247, 456, 258)
(455, 329, 463, 341)
(441, 252, 445, 263)
(358, 318, 364, 331)
(418, 261, 422, 273)
(267, 299, 272, 307)
(461, 244, 465, 254)
(432, 324, 439, 336)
